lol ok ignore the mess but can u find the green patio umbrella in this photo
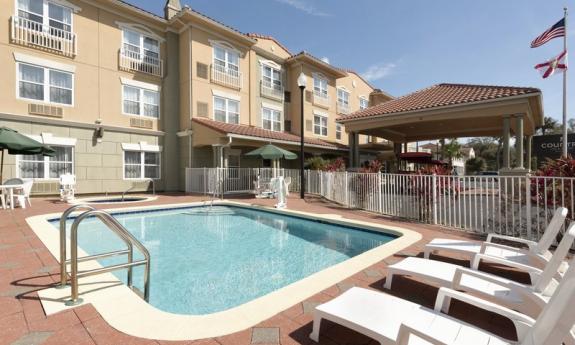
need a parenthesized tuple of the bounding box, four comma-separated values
(244, 144, 297, 160)
(0, 127, 56, 183)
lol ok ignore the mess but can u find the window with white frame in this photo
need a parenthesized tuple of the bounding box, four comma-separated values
(124, 151, 160, 179)
(17, 0, 73, 37)
(122, 29, 160, 62)
(313, 75, 328, 98)
(18, 63, 73, 105)
(360, 97, 369, 110)
(18, 145, 73, 179)
(262, 107, 282, 131)
(262, 65, 281, 90)
(123, 85, 160, 118)
(214, 96, 239, 124)
(336, 123, 342, 140)
(213, 45, 239, 74)
(314, 114, 328, 136)
(337, 88, 349, 106)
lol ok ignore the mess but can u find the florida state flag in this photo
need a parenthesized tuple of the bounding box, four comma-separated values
(535, 50, 568, 78)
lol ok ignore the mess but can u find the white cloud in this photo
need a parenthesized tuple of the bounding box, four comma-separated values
(361, 62, 398, 82)
(320, 57, 330, 64)
(274, 0, 330, 17)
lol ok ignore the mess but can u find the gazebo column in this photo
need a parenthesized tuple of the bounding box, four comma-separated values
(502, 116, 511, 170)
(526, 135, 533, 170)
(515, 115, 524, 169)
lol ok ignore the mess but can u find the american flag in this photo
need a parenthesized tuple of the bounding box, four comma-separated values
(531, 18, 566, 48)
(534, 50, 567, 78)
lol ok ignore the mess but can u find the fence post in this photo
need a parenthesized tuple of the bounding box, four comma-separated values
(525, 174, 532, 240)
(203, 167, 207, 195)
(378, 173, 382, 214)
(432, 173, 438, 224)
(344, 171, 349, 208)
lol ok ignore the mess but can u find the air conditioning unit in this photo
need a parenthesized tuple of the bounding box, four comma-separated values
(28, 104, 63, 118)
(130, 117, 153, 129)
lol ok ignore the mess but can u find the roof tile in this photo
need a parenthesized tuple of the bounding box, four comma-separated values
(338, 83, 540, 122)
(192, 118, 345, 149)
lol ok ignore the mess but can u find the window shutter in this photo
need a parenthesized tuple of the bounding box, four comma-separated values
(284, 91, 291, 103)
(305, 90, 312, 103)
(197, 102, 208, 117)
(196, 63, 208, 79)
(305, 120, 313, 132)
(284, 120, 291, 132)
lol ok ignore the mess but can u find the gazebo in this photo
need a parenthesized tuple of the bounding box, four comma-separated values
(338, 83, 544, 174)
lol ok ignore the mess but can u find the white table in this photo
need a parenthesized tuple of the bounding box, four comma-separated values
(0, 184, 24, 210)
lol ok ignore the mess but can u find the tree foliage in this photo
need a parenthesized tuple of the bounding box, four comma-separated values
(465, 157, 486, 175)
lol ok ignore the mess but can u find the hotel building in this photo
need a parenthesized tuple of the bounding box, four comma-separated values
(0, 0, 392, 195)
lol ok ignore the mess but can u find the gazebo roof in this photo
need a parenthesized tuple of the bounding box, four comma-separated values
(337, 83, 544, 142)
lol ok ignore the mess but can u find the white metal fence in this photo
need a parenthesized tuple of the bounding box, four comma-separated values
(185, 168, 575, 241)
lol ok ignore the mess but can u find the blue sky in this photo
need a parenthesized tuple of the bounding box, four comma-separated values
(133, 0, 571, 122)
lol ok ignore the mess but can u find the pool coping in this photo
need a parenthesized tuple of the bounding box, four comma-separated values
(69, 195, 158, 205)
(26, 200, 421, 341)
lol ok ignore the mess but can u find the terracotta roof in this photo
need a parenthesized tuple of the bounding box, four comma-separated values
(247, 33, 292, 55)
(286, 51, 348, 77)
(192, 118, 345, 149)
(337, 83, 541, 122)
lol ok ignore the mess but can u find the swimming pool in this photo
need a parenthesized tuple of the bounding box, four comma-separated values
(52, 205, 396, 315)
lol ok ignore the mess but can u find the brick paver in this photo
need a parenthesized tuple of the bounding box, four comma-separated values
(0, 193, 528, 344)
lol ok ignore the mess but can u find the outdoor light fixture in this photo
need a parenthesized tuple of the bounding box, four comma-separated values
(297, 72, 306, 199)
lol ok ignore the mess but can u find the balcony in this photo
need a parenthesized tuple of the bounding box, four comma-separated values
(313, 90, 330, 109)
(10, 16, 77, 57)
(260, 81, 284, 102)
(119, 50, 163, 77)
(337, 101, 351, 114)
(211, 65, 242, 89)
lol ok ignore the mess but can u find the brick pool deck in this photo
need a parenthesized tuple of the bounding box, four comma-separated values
(0, 194, 529, 345)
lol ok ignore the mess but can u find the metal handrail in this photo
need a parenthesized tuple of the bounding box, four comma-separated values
(121, 185, 136, 201)
(61, 208, 151, 306)
(59, 204, 95, 287)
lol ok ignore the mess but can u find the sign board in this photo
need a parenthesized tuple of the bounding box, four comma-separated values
(532, 134, 575, 166)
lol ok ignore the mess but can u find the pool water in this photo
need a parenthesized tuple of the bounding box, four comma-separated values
(53, 205, 396, 315)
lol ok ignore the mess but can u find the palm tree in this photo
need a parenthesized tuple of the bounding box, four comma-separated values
(443, 139, 463, 167)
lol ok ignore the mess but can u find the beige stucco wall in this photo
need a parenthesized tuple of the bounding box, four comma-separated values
(0, 0, 168, 132)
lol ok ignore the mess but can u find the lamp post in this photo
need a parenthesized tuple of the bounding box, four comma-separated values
(297, 72, 306, 199)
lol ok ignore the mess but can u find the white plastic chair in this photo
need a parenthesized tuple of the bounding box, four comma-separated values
(385, 223, 575, 318)
(12, 179, 33, 209)
(424, 207, 568, 273)
(310, 254, 575, 345)
(59, 174, 76, 202)
(284, 176, 292, 195)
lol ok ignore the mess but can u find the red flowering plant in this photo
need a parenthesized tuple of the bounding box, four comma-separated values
(532, 156, 575, 222)
(409, 165, 458, 221)
(324, 157, 346, 172)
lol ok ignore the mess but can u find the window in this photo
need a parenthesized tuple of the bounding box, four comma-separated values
(313, 75, 328, 98)
(18, 63, 73, 105)
(262, 65, 281, 90)
(262, 107, 282, 131)
(214, 96, 239, 124)
(213, 45, 239, 74)
(360, 97, 369, 110)
(123, 85, 159, 118)
(122, 29, 160, 62)
(314, 114, 328, 136)
(336, 123, 342, 140)
(17, 0, 73, 37)
(337, 88, 349, 106)
(124, 151, 160, 179)
(18, 145, 73, 179)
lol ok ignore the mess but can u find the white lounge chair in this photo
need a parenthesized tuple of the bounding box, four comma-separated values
(424, 207, 568, 273)
(385, 224, 575, 317)
(59, 173, 76, 202)
(310, 256, 575, 345)
(11, 179, 33, 209)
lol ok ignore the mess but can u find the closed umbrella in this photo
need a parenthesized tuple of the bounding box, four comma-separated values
(0, 127, 56, 182)
(244, 144, 297, 160)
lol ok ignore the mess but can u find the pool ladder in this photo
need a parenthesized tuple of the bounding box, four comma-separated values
(58, 204, 151, 306)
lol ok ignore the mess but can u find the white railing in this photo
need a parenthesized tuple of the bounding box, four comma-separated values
(10, 16, 77, 57)
(313, 90, 330, 108)
(260, 81, 284, 101)
(337, 102, 351, 114)
(119, 50, 163, 77)
(185, 168, 575, 243)
(211, 65, 242, 89)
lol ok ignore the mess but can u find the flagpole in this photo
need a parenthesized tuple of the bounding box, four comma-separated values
(563, 7, 569, 157)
